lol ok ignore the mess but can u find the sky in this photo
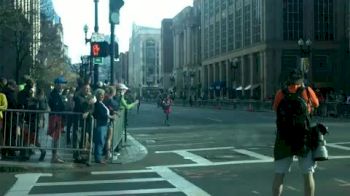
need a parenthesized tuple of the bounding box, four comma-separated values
(52, 0, 193, 64)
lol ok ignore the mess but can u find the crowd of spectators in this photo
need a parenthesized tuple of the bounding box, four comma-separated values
(0, 76, 135, 164)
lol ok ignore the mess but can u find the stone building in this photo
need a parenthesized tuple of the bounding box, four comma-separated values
(128, 24, 161, 94)
(172, 2, 201, 99)
(199, 0, 349, 100)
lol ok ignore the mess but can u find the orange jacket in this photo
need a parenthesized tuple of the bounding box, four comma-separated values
(273, 85, 319, 113)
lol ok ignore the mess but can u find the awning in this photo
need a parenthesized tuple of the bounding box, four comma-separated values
(251, 84, 260, 89)
(236, 86, 243, 90)
(244, 85, 251, 90)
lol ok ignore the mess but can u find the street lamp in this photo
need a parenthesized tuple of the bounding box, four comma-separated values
(230, 58, 239, 98)
(83, 24, 90, 44)
(298, 38, 312, 82)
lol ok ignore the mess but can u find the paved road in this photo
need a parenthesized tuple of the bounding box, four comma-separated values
(1, 103, 350, 195)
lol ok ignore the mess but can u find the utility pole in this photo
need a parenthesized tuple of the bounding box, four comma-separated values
(109, 0, 124, 85)
(93, 0, 99, 87)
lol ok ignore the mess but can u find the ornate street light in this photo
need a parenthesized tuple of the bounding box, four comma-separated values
(298, 38, 312, 82)
(83, 24, 90, 44)
(298, 38, 312, 57)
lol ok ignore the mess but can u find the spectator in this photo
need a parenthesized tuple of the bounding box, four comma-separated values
(0, 91, 8, 160)
(47, 77, 67, 163)
(93, 89, 116, 163)
(1, 80, 18, 159)
(103, 86, 120, 159)
(72, 83, 95, 163)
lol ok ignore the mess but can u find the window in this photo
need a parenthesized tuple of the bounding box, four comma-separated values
(283, 0, 303, 40)
(314, 0, 334, 41)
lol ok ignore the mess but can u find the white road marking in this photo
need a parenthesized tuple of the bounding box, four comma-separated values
(285, 185, 299, 191)
(5, 173, 52, 196)
(148, 159, 273, 169)
(28, 188, 180, 196)
(334, 178, 350, 187)
(36, 178, 164, 186)
(91, 169, 153, 175)
(206, 118, 223, 122)
(156, 146, 234, 153)
(174, 150, 213, 164)
(329, 155, 350, 159)
(233, 149, 273, 160)
(150, 166, 210, 196)
(327, 143, 350, 150)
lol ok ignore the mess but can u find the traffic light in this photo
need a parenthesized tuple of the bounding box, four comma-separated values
(110, 0, 124, 24)
(91, 41, 109, 57)
(110, 0, 124, 12)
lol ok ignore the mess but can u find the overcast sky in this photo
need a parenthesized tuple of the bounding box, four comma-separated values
(52, 0, 193, 63)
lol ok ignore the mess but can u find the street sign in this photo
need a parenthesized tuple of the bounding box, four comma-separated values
(93, 57, 103, 65)
(91, 33, 105, 42)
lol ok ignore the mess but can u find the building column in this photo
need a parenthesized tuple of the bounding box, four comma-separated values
(249, 53, 254, 97)
(260, 52, 265, 101)
(226, 60, 230, 99)
(241, 57, 245, 97)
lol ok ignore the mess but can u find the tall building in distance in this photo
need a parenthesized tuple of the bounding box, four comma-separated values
(199, 0, 348, 100)
(14, 0, 41, 73)
(128, 24, 161, 91)
(172, 4, 201, 98)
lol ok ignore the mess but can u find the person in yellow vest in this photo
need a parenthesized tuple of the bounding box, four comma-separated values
(0, 92, 8, 160)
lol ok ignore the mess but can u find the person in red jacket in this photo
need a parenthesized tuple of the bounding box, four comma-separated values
(162, 94, 173, 126)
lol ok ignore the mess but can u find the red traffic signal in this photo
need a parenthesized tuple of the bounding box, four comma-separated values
(91, 41, 109, 57)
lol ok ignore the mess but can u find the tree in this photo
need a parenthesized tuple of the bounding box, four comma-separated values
(0, 3, 33, 82)
(34, 14, 77, 88)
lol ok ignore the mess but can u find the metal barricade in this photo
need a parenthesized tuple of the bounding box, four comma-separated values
(0, 109, 94, 165)
(110, 109, 125, 155)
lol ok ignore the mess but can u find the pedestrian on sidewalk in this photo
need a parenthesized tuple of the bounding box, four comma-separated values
(0, 91, 8, 160)
(272, 69, 319, 196)
(103, 85, 120, 160)
(162, 94, 173, 126)
(47, 77, 67, 163)
(93, 88, 116, 164)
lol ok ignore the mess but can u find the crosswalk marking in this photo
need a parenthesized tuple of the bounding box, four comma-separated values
(327, 143, 350, 150)
(151, 166, 210, 196)
(233, 149, 273, 160)
(36, 178, 164, 186)
(29, 188, 180, 196)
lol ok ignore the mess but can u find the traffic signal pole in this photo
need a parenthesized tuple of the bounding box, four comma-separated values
(110, 24, 115, 84)
(93, 0, 99, 87)
(109, 0, 124, 85)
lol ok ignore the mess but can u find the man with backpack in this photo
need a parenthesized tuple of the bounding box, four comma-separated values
(272, 69, 319, 196)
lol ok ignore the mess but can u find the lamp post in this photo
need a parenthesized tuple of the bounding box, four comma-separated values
(230, 58, 239, 98)
(83, 24, 93, 80)
(298, 38, 312, 82)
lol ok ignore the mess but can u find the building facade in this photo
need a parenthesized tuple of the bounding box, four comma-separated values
(160, 19, 174, 91)
(14, 0, 41, 74)
(172, 4, 201, 98)
(199, 0, 349, 100)
(128, 24, 161, 90)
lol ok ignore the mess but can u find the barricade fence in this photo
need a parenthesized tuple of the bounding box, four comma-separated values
(145, 98, 350, 117)
(0, 109, 125, 165)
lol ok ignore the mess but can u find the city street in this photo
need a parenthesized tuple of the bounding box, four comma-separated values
(2, 103, 350, 195)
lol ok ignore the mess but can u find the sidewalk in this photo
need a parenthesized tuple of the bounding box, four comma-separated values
(0, 134, 148, 172)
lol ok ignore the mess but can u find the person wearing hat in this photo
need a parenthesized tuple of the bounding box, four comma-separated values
(47, 76, 67, 163)
(115, 83, 139, 110)
(272, 69, 319, 196)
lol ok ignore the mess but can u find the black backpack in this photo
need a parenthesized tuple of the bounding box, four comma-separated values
(276, 87, 311, 153)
